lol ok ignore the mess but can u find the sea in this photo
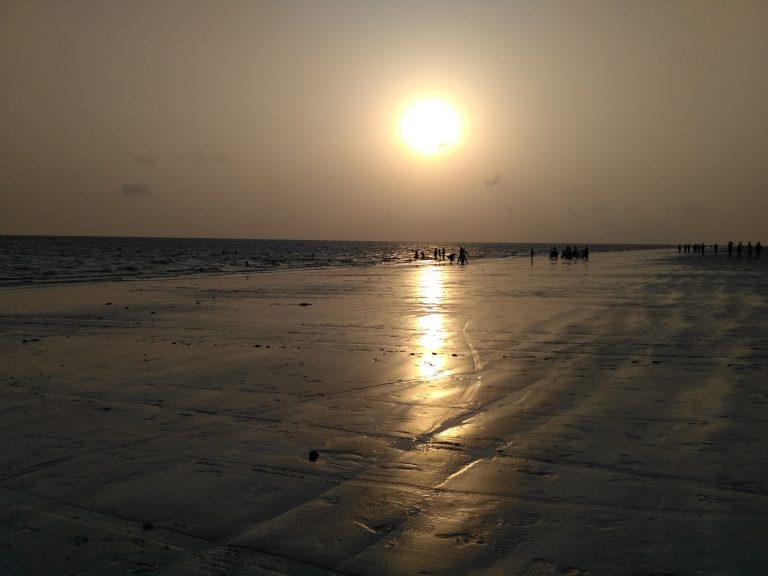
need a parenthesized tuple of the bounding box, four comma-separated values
(0, 236, 669, 287)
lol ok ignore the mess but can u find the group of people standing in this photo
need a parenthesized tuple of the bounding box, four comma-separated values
(414, 246, 469, 265)
(548, 245, 589, 260)
(678, 241, 762, 259)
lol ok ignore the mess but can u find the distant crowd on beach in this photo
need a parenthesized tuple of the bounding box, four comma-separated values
(414, 245, 592, 265)
(678, 241, 762, 260)
(547, 245, 589, 260)
(414, 246, 469, 265)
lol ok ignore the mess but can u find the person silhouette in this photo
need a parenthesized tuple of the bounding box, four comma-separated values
(728, 241, 733, 259)
(755, 241, 762, 260)
(736, 241, 743, 259)
(747, 241, 753, 260)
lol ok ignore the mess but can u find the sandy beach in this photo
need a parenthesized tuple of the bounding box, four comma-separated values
(1, 249, 767, 575)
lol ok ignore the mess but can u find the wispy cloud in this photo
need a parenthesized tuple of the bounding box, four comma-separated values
(485, 174, 504, 188)
(191, 151, 230, 165)
(121, 183, 151, 198)
(135, 154, 156, 167)
(681, 202, 702, 217)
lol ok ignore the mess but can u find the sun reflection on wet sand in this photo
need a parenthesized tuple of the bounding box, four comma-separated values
(409, 264, 485, 441)
(415, 267, 448, 379)
(418, 266, 444, 307)
(417, 313, 446, 378)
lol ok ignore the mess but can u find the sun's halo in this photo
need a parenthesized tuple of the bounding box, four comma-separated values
(400, 99, 461, 155)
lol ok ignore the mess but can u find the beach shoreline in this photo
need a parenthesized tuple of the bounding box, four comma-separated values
(0, 235, 672, 287)
(2, 249, 767, 575)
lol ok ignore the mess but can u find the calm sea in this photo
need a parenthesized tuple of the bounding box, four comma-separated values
(0, 236, 669, 286)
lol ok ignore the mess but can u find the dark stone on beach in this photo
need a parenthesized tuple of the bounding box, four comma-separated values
(309, 450, 319, 462)
(299, 302, 312, 306)
(142, 522, 154, 531)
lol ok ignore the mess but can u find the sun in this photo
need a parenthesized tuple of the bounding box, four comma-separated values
(400, 98, 461, 155)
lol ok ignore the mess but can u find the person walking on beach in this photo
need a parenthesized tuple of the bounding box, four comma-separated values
(756, 241, 762, 259)
(736, 242, 743, 259)
(458, 246, 468, 265)
(747, 241, 753, 260)
(728, 241, 733, 259)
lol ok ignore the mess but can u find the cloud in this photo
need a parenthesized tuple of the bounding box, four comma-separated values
(681, 202, 702, 217)
(192, 151, 230, 165)
(121, 183, 151, 198)
(135, 154, 155, 167)
(485, 174, 504, 188)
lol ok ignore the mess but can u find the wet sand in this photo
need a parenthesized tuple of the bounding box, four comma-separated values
(1, 250, 767, 575)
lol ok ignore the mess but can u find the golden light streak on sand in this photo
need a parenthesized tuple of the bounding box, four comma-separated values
(415, 266, 448, 379)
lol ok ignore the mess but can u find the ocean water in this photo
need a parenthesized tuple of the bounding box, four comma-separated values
(0, 236, 669, 286)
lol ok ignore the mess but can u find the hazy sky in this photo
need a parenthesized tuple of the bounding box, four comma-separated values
(2, 1, 768, 243)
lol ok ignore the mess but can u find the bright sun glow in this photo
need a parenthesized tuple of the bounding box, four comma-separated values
(400, 99, 461, 155)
